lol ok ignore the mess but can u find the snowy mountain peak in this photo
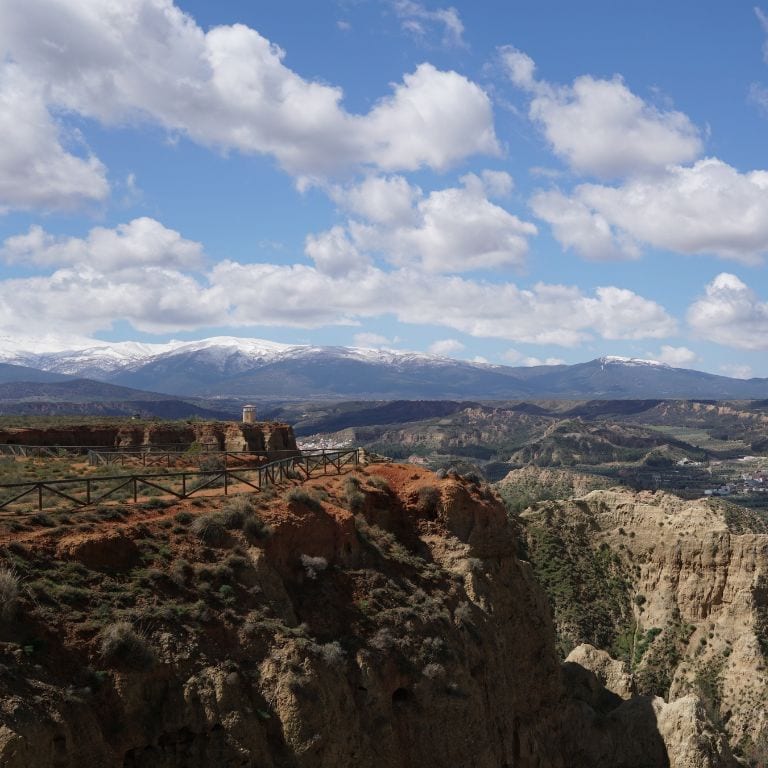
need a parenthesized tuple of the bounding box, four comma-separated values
(0, 335, 458, 379)
(0, 334, 101, 360)
(598, 356, 670, 369)
(164, 337, 294, 357)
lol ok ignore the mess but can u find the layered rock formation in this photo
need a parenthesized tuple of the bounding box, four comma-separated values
(523, 488, 768, 763)
(0, 466, 739, 767)
(0, 420, 298, 453)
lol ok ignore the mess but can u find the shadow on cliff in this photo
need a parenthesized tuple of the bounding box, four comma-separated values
(562, 661, 670, 768)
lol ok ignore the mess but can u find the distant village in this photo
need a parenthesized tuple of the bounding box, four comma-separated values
(676, 456, 768, 497)
(297, 436, 352, 452)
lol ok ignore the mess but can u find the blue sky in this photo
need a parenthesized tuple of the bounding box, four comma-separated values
(1, 0, 767, 377)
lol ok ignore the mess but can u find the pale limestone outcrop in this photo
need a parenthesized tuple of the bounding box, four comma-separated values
(524, 486, 768, 756)
(566, 643, 635, 698)
(655, 695, 734, 768)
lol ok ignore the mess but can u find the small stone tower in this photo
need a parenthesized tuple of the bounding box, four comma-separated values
(242, 404, 257, 424)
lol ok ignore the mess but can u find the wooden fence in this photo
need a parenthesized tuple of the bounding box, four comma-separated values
(0, 449, 360, 513)
(0, 444, 81, 458)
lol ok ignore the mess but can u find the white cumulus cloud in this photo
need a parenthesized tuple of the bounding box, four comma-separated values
(0, 0, 497, 179)
(534, 159, 768, 263)
(0, 64, 108, 211)
(336, 174, 537, 273)
(0, 266, 227, 336)
(428, 339, 465, 356)
(330, 176, 420, 226)
(213, 262, 675, 344)
(304, 227, 370, 277)
(502, 349, 565, 366)
(353, 332, 393, 348)
(499, 47, 536, 90)
(654, 345, 698, 367)
(502, 47, 702, 178)
(2, 218, 204, 272)
(688, 273, 768, 350)
(575, 159, 768, 263)
(515, 50, 768, 264)
(393, 1, 466, 48)
(0, 217, 677, 346)
(530, 189, 640, 261)
(720, 363, 753, 380)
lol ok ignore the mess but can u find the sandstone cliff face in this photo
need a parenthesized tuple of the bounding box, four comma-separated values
(562, 644, 732, 767)
(523, 488, 768, 762)
(0, 421, 298, 453)
(500, 467, 611, 499)
(0, 467, 736, 768)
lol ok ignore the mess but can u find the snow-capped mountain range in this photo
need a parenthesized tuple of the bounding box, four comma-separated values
(0, 336, 449, 378)
(0, 336, 765, 400)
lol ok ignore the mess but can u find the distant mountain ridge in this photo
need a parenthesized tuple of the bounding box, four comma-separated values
(0, 336, 766, 400)
(0, 369, 236, 419)
(0, 363, 73, 385)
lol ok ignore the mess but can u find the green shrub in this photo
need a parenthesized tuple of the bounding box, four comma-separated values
(218, 584, 236, 604)
(222, 495, 254, 519)
(318, 640, 345, 667)
(199, 454, 225, 472)
(170, 558, 193, 587)
(225, 553, 249, 571)
(300, 554, 328, 579)
(142, 498, 169, 510)
(243, 514, 271, 540)
(416, 486, 441, 515)
(633, 626, 662, 664)
(190, 513, 227, 544)
(0, 567, 19, 621)
(99, 622, 155, 670)
(367, 475, 391, 491)
(344, 477, 366, 512)
(285, 488, 323, 512)
(221, 507, 245, 530)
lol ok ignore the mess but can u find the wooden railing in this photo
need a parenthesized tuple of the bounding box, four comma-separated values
(0, 449, 360, 513)
(0, 444, 80, 458)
